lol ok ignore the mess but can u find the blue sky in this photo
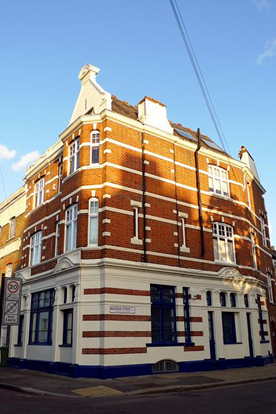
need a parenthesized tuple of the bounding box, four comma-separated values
(0, 0, 275, 243)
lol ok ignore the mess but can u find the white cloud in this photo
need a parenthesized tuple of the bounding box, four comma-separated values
(0, 144, 16, 160)
(253, 0, 270, 10)
(256, 38, 276, 65)
(12, 151, 40, 171)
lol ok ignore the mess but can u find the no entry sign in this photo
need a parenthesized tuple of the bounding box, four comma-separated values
(2, 278, 22, 325)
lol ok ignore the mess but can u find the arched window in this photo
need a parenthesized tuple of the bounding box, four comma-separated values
(88, 198, 99, 245)
(212, 223, 235, 263)
(91, 131, 100, 164)
(230, 293, 236, 307)
(206, 291, 212, 306)
(208, 165, 229, 197)
(220, 292, 226, 307)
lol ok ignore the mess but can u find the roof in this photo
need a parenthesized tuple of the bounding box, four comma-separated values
(111, 96, 228, 156)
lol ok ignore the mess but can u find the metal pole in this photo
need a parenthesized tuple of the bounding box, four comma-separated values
(0, 273, 5, 333)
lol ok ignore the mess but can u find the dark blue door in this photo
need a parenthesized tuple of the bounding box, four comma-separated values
(208, 311, 216, 360)
(247, 312, 254, 358)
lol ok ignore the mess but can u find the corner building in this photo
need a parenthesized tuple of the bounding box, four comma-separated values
(9, 64, 276, 378)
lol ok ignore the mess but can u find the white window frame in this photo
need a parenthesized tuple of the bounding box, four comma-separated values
(34, 177, 45, 208)
(69, 139, 80, 175)
(30, 231, 42, 266)
(181, 218, 186, 247)
(6, 263, 12, 278)
(260, 215, 267, 247)
(133, 207, 139, 239)
(212, 222, 235, 263)
(267, 273, 274, 303)
(55, 221, 61, 256)
(91, 131, 100, 165)
(250, 232, 257, 269)
(58, 163, 63, 193)
(10, 217, 16, 238)
(65, 205, 78, 252)
(208, 165, 230, 197)
(88, 198, 99, 246)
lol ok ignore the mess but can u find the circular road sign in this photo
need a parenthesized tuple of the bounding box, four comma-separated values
(7, 280, 20, 294)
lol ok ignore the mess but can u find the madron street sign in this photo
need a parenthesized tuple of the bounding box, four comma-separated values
(2, 278, 22, 326)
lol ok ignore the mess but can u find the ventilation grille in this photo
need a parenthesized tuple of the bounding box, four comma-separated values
(152, 359, 179, 374)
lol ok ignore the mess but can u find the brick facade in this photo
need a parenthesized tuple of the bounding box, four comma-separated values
(6, 64, 275, 377)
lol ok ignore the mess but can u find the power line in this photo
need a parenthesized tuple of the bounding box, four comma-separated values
(169, 0, 232, 156)
(0, 166, 7, 200)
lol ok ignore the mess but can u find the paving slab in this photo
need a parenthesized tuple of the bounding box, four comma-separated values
(0, 364, 275, 398)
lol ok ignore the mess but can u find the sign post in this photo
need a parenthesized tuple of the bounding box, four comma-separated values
(2, 278, 22, 326)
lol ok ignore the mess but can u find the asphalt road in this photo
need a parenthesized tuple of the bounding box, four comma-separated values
(1, 380, 276, 414)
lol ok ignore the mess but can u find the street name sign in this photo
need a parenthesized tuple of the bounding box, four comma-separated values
(110, 306, 136, 314)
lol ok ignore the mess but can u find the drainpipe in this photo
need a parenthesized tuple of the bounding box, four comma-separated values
(141, 132, 147, 263)
(173, 142, 181, 268)
(195, 128, 205, 258)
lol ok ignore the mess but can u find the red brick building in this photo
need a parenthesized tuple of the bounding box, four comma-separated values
(7, 64, 275, 378)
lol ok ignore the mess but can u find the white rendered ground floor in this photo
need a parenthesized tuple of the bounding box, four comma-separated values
(9, 250, 274, 378)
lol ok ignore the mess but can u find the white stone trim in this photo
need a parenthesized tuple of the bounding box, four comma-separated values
(179, 212, 188, 218)
(130, 238, 143, 245)
(180, 246, 190, 253)
(131, 200, 142, 208)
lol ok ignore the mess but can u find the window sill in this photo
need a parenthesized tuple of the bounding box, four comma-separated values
(260, 340, 270, 344)
(59, 344, 72, 348)
(30, 261, 42, 269)
(184, 341, 195, 347)
(146, 342, 185, 347)
(209, 192, 231, 201)
(14, 344, 22, 347)
(214, 260, 236, 266)
(180, 246, 190, 253)
(131, 238, 143, 246)
(223, 342, 242, 345)
(31, 203, 44, 214)
(28, 343, 52, 346)
(63, 170, 79, 183)
(60, 304, 74, 310)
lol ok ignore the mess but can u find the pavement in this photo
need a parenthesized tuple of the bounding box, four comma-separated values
(0, 363, 276, 398)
